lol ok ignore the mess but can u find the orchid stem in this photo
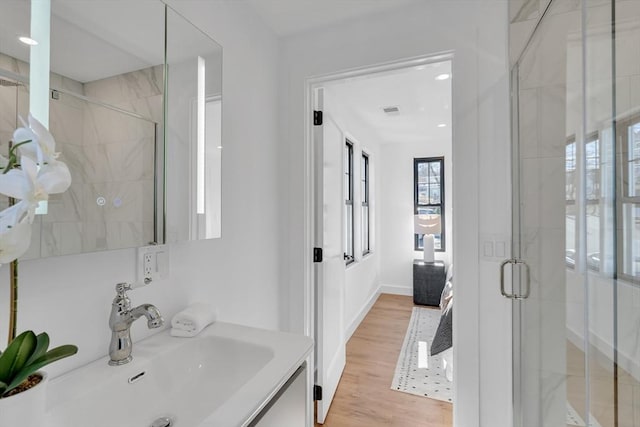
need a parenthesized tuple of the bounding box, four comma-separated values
(8, 259, 17, 345)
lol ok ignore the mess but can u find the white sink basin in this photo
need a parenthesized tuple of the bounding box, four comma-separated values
(46, 323, 313, 427)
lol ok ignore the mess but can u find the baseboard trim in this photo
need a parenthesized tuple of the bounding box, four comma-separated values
(380, 284, 413, 297)
(346, 287, 381, 340)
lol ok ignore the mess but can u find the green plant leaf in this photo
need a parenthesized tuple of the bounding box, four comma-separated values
(0, 380, 6, 396)
(0, 331, 36, 384)
(25, 333, 50, 367)
(6, 345, 78, 393)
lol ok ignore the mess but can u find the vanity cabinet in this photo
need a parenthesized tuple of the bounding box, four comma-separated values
(248, 364, 307, 427)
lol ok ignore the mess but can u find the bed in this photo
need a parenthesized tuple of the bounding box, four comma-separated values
(431, 264, 453, 382)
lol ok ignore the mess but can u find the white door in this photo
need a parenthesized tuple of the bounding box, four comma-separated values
(313, 87, 346, 424)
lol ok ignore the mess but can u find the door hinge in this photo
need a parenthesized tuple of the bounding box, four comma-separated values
(313, 247, 323, 263)
(313, 110, 323, 126)
(314, 384, 323, 401)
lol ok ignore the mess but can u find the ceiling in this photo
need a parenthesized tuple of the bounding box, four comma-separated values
(246, 0, 424, 36)
(324, 60, 452, 146)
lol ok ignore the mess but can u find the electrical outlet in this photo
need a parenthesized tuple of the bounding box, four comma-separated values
(136, 245, 170, 286)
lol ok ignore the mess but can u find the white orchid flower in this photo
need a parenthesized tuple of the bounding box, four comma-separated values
(38, 159, 71, 194)
(12, 114, 60, 164)
(0, 202, 29, 228)
(0, 156, 70, 222)
(0, 220, 32, 265)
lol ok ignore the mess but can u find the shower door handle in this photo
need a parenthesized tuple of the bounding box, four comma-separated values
(500, 259, 531, 300)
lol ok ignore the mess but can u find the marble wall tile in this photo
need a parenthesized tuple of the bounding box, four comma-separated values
(104, 221, 153, 250)
(82, 222, 152, 253)
(21, 220, 42, 260)
(538, 156, 565, 229)
(83, 65, 163, 107)
(83, 181, 152, 224)
(0, 84, 19, 142)
(83, 138, 154, 185)
(520, 158, 542, 229)
(83, 102, 155, 146)
(538, 228, 566, 301)
(40, 222, 83, 258)
(538, 85, 567, 158)
(50, 99, 84, 147)
(547, 0, 579, 16)
(81, 221, 108, 252)
(41, 182, 84, 223)
(518, 88, 539, 159)
(510, 0, 540, 23)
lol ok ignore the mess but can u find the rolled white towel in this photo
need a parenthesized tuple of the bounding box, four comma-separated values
(170, 303, 216, 338)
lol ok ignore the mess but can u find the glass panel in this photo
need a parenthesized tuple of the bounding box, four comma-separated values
(345, 203, 353, 260)
(514, 0, 640, 425)
(361, 205, 369, 253)
(514, 0, 583, 425)
(615, 2, 640, 423)
(429, 184, 441, 205)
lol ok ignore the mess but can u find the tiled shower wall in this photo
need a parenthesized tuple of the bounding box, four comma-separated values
(0, 52, 159, 258)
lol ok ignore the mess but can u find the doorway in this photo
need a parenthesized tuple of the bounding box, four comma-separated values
(309, 55, 454, 425)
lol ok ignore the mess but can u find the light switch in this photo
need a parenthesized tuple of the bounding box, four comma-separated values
(483, 241, 494, 258)
(495, 241, 506, 258)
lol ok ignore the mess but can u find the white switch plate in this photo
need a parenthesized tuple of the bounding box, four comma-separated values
(136, 245, 170, 286)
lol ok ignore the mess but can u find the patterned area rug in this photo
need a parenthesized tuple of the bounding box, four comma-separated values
(390, 307, 453, 403)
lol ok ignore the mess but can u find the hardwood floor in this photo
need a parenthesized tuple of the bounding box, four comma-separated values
(316, 293, 453, 427)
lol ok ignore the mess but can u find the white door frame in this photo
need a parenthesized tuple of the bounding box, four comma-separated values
(302, 51, 462, 425)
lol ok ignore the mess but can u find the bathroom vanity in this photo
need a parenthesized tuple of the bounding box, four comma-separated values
(45, 323, 313, 427)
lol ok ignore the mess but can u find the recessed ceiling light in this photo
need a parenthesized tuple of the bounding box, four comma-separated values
(18, 36, 38, 46)
(382, 106, 400, 115)
(437, 124, 447, 128)
(435, 73, 450, 81)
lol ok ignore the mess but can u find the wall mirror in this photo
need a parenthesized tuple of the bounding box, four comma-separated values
(165, 5, 223, 242)
(0, 0, 223, 260)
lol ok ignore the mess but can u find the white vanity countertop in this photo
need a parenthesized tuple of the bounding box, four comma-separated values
(195, 323, 313, 427)
(45, 322, 313, 427)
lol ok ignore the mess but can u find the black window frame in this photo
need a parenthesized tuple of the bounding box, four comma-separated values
(361, 152, 370, 256)
(344, 140, 355, 264)
(414, 157, 445, 252)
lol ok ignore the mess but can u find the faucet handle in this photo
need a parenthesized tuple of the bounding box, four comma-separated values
(115, 282, 132, 297)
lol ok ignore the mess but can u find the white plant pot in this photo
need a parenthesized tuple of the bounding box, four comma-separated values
(0, 371, 48, 427)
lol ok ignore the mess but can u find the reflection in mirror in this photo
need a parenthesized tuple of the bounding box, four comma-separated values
(0, 0, 165, 257)
(165, 6, 222, 242)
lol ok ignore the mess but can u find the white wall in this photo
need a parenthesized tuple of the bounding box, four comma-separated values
(0, 1, 283, 379)
(379, 140, 452, 294)
(279, 2, 512, 426)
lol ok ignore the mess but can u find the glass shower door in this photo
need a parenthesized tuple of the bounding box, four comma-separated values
(512, 0, 640, 425)
(511, 2, 582, 425)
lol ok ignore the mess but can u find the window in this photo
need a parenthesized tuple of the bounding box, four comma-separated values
(344, 140, 354, 264)
(618, 116, 640, 282)
(566, 133, 603, 270)
(361, 152, 370, 255)
(414, 157, 445, 251)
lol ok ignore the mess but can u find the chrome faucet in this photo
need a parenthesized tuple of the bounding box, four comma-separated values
(108, 282, 164, 366)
